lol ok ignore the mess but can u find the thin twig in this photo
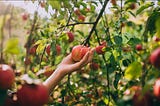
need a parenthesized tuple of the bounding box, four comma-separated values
(94, 29, 110, 105)
(58, 22, 94, 29)
(25, 11, 38, 72)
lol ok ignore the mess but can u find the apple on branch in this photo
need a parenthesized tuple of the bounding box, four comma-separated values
(21, 13, 29, 21)
(74, 9, 81, 16)
(154, 78, 160, 100)
(46, 44, 61, 56)
(95, 45, 106, 55)
(149, 47, 160, 69)
(67, 31, 74, 43)
(136, 44, 143, 51)
(78, 15, 85, 22)
(71, 45, 89, 62)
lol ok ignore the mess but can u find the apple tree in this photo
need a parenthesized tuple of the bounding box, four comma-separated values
(1, 0, 160, 106)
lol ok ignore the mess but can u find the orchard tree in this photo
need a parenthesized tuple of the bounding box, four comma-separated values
(1, 0, 160, 106)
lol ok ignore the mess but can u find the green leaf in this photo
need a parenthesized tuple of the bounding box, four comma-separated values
(125, 0, 137, 4)
(155, 17, 160, 35)
(48, 1, 61, 10)
(114, 72, 121, 89)
(146, 11, 160, 35)
(4, 38, 20, 55)
(122, 59, 131, 67)
(136, 2, 154, 15)
(128, 38, 141, 45)
(128, 11, 136, 17)
(35, 39, 47, 54)
(124, 62, 142, 80)
(158, 1, 160, 6)
(114, 36, 122, 44)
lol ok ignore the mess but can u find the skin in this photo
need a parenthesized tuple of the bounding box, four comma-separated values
(43, 48, 94, 93)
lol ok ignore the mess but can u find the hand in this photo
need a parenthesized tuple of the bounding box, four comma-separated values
(43, 48, 95, 93)
(57, 48, 95, 76)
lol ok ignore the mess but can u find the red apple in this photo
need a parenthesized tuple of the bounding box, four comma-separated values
(153, 36, 160, 42)
(130, 3, 136, 10)
(0, 64, 15, 90)
(111, 0, 117, 5)
(44, 70, 54, 77)
(101, 41, 107, 46)
(40, 1, 46, 8)
(56, 45, 61, 55)
(149, 48, 160, 69)
(74, 9, 81, 16)
(24, 57, 31, 65)
(43, 66, 54, 77)
(121, 22, 125, 28)
(17, 84, 49, 106)
(122, 46, 131, 52)
(133, 90, 152, 106)
(129, 86, 153, 106)
(78, 15, 85, 22)
(154, 78, 160, 100)
(136, 44, 143, 51)
(95, 45, 106, 54)
(67, 32, 74, 43)
(46, 45, 51, 55)
(90, 62, 99, 70)
(3, 92, 18, 106)
(22, 13, 29, 21)
(46, 45, 61, 55)
(29, 45, 37, 55)
(71, 45, 89, 62)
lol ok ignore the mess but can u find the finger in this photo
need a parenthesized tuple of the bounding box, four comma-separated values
(87, 49, 95, 63)
(80, 51, 90, 65)
(72, 51, 89, 70)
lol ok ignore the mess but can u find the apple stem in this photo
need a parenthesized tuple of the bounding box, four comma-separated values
(83, 0, 109, 46)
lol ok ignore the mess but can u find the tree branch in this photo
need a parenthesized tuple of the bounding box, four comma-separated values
(58, 22, 94, 29)
(25, 11, 38, 72)
(83, 0, 109, 46)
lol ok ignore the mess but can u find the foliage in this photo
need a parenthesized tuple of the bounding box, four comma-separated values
(1, 0, 160, 106)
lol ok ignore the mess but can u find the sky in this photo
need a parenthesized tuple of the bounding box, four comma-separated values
(1, 0, 51, 18)
(0, 0, 113, 18)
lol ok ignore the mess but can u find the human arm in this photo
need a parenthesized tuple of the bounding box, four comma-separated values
(43, 48, 94, 93)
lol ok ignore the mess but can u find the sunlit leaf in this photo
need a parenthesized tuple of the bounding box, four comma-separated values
(124, 62, 142, 80)
(4, 38, 20, 55)
(136, 2, 154, 15)
(48, 1, 61, 10)
(155, 17, 160, 35)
